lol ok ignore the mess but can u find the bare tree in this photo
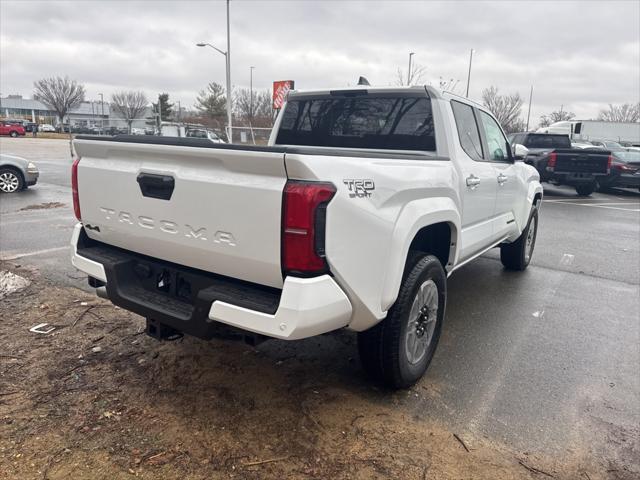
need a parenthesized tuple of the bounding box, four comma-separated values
(111, 91, 148, 133)
(395, 63, 427, 86)
(539, 108, 575, 128)
(233, 88, 274, 127)
(482, 86, 525, 134)
(598, 103, 640, 122)
(33, 76, 85, 156)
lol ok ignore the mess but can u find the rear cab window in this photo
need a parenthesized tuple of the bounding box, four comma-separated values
(275, 93, 436, 151)
(523, 134, 571, 149)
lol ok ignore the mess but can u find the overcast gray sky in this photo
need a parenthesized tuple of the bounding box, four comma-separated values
(1, 0, 638, 124)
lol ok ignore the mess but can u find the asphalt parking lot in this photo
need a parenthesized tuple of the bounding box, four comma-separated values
(1, 137, 639, 478)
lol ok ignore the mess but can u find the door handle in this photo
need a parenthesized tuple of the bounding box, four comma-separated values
(137, 173, 175, 200)
(466, 175, 481, 188)
(497, 173, 508, 185)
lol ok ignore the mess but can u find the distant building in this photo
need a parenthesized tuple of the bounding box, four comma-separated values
(0, 95, 151, 130)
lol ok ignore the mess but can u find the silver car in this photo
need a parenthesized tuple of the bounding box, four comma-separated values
(0, 154, 39, 193)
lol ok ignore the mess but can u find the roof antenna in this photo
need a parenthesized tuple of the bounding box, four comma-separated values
(357, 76, 371, 86)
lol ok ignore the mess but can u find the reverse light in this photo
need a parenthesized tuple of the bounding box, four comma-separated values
(282, 180, 336, 276)
(71, 157, 81, 221)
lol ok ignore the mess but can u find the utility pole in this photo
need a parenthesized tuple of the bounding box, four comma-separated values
(177, 100, 181, 122)
(226, 0, 232, 143)
(465, 48, 474, 98)
(407, 52, 415, 86)
(525, 85, 534, 131)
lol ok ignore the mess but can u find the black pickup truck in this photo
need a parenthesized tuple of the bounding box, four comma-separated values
(509, 133, 611, 196)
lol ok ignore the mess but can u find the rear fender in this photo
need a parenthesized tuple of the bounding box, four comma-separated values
(380, 197, 460, 312)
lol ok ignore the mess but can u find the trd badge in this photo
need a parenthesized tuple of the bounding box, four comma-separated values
(343, 179, 375, 198)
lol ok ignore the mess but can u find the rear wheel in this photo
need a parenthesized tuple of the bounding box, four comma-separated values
(500, 206, 538, 271)
(9, 131, 18, 138)
(358, 254, 446, 389)
(575, 183, 596, 196)
(0, 168, 24, 193)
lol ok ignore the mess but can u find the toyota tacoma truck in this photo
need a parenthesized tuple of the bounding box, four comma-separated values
(70, 86, 543, 388)
(508, 132, 611, 196)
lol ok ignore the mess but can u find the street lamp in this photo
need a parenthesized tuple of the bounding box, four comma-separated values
(197, 41, 232, 142)
(196, 0, 232, 142)
(407, 52, 415, 86)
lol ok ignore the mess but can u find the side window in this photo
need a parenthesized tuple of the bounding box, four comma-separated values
(451, 100, 483, 161)
(479, 111, 509, 162)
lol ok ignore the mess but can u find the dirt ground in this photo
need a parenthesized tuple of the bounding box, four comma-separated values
(0, 263, 634, 480)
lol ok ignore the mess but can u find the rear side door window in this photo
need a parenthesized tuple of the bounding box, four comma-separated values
(478, 111, 509, 162)
(451, 100, 484, 161)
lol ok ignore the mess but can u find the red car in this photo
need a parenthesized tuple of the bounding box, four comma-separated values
(0, 121, 26, 137)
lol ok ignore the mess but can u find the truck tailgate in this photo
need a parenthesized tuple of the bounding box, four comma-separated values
(552, 148, 610, 174)
(73, 138, 287, 288)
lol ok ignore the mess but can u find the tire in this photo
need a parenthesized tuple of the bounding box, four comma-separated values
(358, 254, 447, 389)
(9, 131, 18, 138)
(575, 183, 596, 196)
(500, 206, 539, 271)
(0, 168, 24, 193)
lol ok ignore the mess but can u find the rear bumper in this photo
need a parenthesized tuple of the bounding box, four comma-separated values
(548, 172, 602, 184)
(70, 224, 352, 340)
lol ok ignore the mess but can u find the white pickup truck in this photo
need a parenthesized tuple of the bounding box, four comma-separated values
(70, 86, 542, 388)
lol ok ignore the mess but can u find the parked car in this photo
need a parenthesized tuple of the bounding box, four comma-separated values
(0, 121, 26, 137)
(589, 140, 626, 151)
(508, 132, 611, 196)
(571, 140, 601, 149)
(0, 154, 39, 193)
(619, 141, 640, 152)
(4, 119, 38, 132)
(39, 124, 56, 132)
(185, 128, 225, 143)
(70, 86, 543, 389)
(598, 150, 640, 191)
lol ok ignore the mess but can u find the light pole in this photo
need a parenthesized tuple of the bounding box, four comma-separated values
(407, 52, 415, 86)
(98, 93, 104, 134)
(465, 48, 474, 98)
(249, 66, 255, 123)
(197, 41, 232, 142)
(525, 85, 534, 131)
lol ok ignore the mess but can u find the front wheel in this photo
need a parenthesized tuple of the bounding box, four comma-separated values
(358, 254, 446, 389)
(9, 131, 18, 138)
(0, 168, 24, 193)
(500, 206, 539, 271)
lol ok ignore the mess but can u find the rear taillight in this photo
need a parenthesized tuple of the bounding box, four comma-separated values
(607, 154, 613, 172)
(547, 152, 557, 169)
(71, 157, 81, 220)
(614, 162, 634, 172)
(282, 180, 336, 276)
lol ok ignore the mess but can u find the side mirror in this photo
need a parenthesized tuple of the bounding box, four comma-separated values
(513, 143, 529, 161)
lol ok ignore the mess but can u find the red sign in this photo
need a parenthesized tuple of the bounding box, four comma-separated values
(273, 80, 294, 109)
